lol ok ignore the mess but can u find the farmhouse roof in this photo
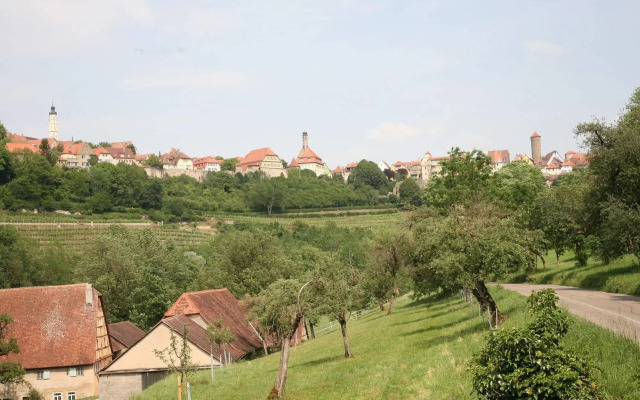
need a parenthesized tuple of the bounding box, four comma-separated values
(0, 283, 110, 369)
(108, 321, 145, 353)
(163, 289, 263, 356)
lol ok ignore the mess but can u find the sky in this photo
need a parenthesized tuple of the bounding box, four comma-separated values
(1, 0, 639, 168)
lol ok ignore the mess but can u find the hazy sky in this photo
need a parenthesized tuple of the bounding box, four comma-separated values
(1, 0, 639, 168)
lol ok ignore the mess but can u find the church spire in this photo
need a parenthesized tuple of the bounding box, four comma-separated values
(49, 101, 59, 140)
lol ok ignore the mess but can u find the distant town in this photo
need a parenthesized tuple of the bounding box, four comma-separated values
(5, 104, 589, 186)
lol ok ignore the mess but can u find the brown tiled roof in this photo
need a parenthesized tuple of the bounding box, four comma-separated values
(160, 315, 240, 360)
(6, 143, 39, 153)
(161, 148, 191, 165)
(108, 321, 145, 351)
(105, 147, 135, 160)
(110, 141, 133, 149)
(487, 150, 510, 164)
(0, 284, 108, 369)
(164, 289, 262, 357)
(239, 148, 279, 171)
(295, 148, 323, 165)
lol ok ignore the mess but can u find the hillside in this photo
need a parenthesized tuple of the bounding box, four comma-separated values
(133, 287, 640, 400)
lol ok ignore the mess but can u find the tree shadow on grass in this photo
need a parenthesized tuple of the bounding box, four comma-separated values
(411, 321, 489, 350)
(392, 304, 470, 327)
(400, 314, 477, 338)
(291, 355, 343, 369)
(579, 264, 639, 291)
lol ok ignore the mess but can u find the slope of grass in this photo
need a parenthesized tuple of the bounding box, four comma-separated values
(132, 287, 640, 400)
(509, 251, 640, 296)
(213, 211, 406, 230)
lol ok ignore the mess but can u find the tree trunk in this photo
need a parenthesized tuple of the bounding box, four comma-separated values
(539, 253, 547, 269)
(387, 277, 399, 315)
(472, 280, 505, 324)
(378, 298, 385, 311)
(268, 315, 302, 399)
(339, 318, 352, 358)
(309, 321, 316, 339)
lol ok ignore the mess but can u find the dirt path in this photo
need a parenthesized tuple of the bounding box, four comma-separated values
(498, 283, 640, 345)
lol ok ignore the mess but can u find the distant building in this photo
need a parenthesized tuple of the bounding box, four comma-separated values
(0, 284, 113, 400)
(377, 160, 390, 172)
(193, 156, 222, 172)
(530, 131, 542, 163)
(287, 132, 330, 176)
(237, 147, 284, 177)
(49, 103, 59, 141)
(512, 154, 534, 165)
(5, 142, 40, 154)
(420, 152, 450, 181)
(487, 150, 510, 171)
(161, 148, 193, 170)
(58, 141, 93, 168)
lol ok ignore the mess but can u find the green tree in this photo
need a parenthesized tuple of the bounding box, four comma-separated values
(221, 158, 238, 171)
(412, 203, 540, 321)
(0, 121, 7, 141)
(0, 314, 26, 385)
(424, 148, 492, 209)
(347, 160, 389, 191)
(0, 141, 13, 185)
(247, 177, 287, 215)
(370, 230, 413, 315)
(250, 279, 313, 399)
(311, 255, 362, 358)
(574, 87, 640, 261)
(490, 161, 546, 211)
(126, 144, 137, 155)
(473, 290, 604, 399)
(89, 154, 99, 166)
(398, 177, 421, 206)
(143, 154, 163, 169)
(138, 179, 163, 209)
(205, 319, 237, 382)
(154, 324, 198, 384)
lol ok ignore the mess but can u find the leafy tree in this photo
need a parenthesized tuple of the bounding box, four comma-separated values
(412, 203, 539, 321)
(250, 279, 313, 399)
(38, 139, 56, 165)
(87, 193, 113, 213)
(311, 255, 362, 357)
(473, 289, 604, 399)
(370, 230, 413, 315)
(0, 226, 37, 288)
(138, 179, 163, 209)
(424, 148, 492, 209)
(4, 153, 60, 209)
(574, 87, 640, 261)
(126, 144, 137, 155)
(154, 324, 198, 384)
(247, 177, 287, 215)
(205, 319, 236, 382)
(347, 160, 389, 191)
(0, 141, 13, 185)
(143, 154, 163, 169)
(221, 158, 238, 172)
(0, 314, 25, 385)
(89, 154, 99, 166)
(97, 141, 111, 148)
(490, 161, 546, 211)
(0, 121, 6, 141)
(398, 177, 421, 206)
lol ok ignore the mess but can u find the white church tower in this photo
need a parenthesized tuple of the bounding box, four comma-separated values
(48, 102, 58, 140)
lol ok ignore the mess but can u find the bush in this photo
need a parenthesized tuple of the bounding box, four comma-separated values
(472, 289, 603, 399)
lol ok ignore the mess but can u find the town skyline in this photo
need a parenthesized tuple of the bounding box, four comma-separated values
(3, 1, 639, 167)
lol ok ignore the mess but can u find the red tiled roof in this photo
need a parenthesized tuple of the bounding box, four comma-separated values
(487, 150, 510, 164)
(345, 162, 357, 169)
(108, 321, 145, 352)
(110, 141, 133, 149)
(332, 166, 344, 173)
(295, 148, 323, 165)
(193, 156, 222, 169)
(6, 142, 39, 153)
(563, 160, 576, 167)
(288, 158, 300, 168)
(239, 148, 279, 171)
(94, 147, 109, 156)
(0, 284, 108, 369)
(161, 148, 191, 165)
(531, 131, 540, 138)
(164, 289, 262, 357)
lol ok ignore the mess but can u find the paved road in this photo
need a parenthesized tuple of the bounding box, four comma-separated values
(498, 283, 640, 345)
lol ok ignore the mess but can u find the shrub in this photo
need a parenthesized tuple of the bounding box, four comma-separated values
(472, 289, 603, 399)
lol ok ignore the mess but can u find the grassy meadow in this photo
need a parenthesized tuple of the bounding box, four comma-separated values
(133, 287, 640, 400)
(510, 251, 640, 296)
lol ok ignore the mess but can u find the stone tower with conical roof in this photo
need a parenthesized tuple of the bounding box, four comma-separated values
(530, 131, 541, 163)
(49, 103, 59, 140)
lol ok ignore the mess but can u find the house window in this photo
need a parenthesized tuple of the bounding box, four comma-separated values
(68, 367, 76, 377)
(53, 394, 62, 400)
(77, 366, 84, 376)
(67, 392, 76, 400)
(37, 370, 50, 380)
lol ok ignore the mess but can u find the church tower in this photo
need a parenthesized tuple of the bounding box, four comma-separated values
(49, 102, 59, 140)
(302, 131, 309, 151)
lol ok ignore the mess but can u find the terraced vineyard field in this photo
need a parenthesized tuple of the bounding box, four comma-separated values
(11, 224, 215, 252)
(213, 211, 407, 229)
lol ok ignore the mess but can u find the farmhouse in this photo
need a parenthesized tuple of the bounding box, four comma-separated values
(99, 289, 264, 400)
(0, 284, 112, 400)
(236, 147, 285, 177)
(108, 321, 145, 358)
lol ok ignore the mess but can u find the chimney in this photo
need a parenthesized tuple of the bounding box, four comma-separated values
(302, 132, 309, 151)
(85, 284, 94, 306)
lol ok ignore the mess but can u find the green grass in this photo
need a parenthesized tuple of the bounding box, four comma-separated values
(509, 251, 640, 296)
(132, 287, 640, 400)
